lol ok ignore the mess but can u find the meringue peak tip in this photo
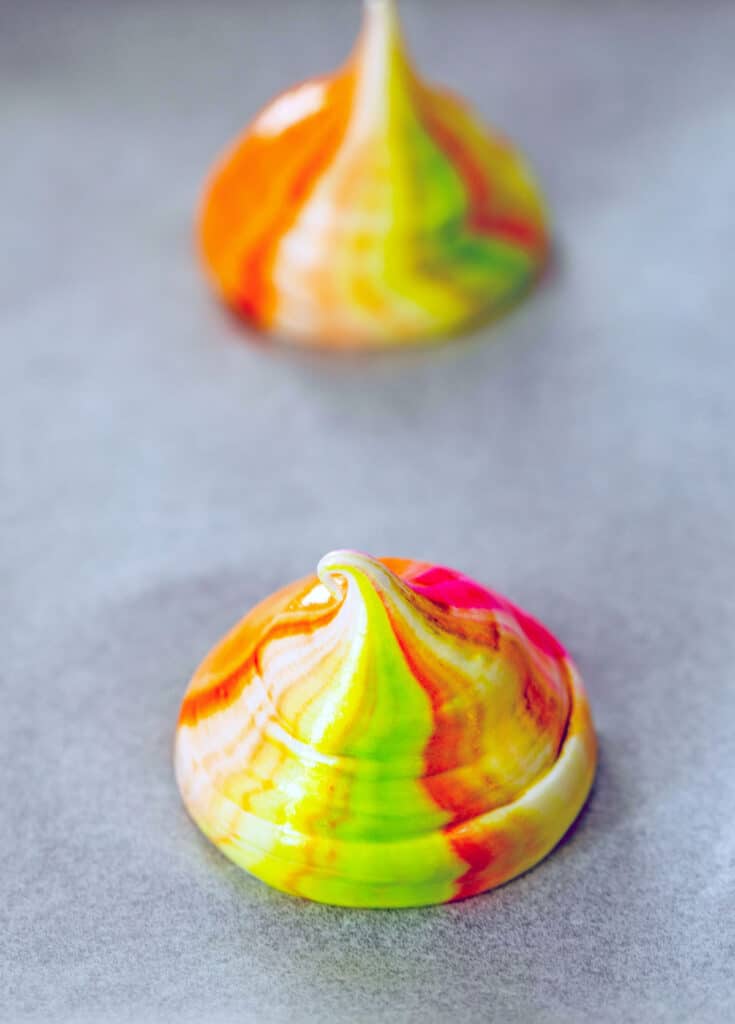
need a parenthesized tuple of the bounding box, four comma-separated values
(363, 0, 399, 13)
(362, 0, 400, 22)
(358, 0, 410, 59)
(317, 550, 397, 594)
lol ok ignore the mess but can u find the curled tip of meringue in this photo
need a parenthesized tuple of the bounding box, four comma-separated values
(317, 549, 402, 601)
(318, 547, 384, 578)
(316, 549, 361, 597)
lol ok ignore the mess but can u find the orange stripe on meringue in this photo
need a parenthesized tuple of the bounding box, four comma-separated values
(199, 70, 357, 327)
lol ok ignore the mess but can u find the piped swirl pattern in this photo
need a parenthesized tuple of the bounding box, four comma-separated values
(175, 552, 596, 907)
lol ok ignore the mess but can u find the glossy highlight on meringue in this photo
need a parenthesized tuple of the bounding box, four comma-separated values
(199, 0, 549, 347)
(175, 552, 596, 907)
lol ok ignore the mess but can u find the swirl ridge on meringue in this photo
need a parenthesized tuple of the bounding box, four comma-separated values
(175, 551, 596, 907)
(199, 0, 549, 347)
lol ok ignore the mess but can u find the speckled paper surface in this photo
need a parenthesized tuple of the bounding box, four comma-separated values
(2, 1, 734, 1021)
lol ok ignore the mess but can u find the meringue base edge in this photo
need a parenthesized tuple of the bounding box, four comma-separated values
(176, 678, 594, 908)
(174, 553, 596, 908)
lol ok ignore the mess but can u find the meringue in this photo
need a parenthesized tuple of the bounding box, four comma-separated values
(199, 0, 549, 347)
(175, 551, 596, 907)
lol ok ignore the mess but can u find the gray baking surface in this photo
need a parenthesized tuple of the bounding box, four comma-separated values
(2, 0, 734, 1021)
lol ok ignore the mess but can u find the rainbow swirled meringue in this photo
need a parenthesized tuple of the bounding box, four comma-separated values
(199, 0, 549, 348)
(175, 551, 596, 907)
